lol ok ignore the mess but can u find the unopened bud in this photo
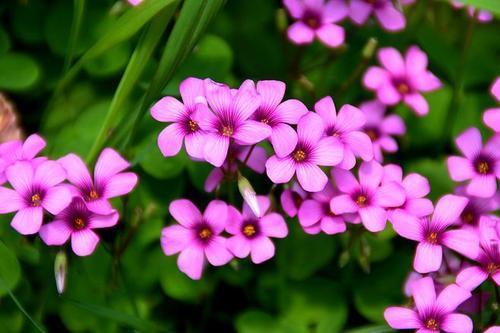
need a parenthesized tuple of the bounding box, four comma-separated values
(362, 38, 378, 60)
(54, 250, 67, 295)
(276, 8, 288, 33)
(237, 173, 260, 217)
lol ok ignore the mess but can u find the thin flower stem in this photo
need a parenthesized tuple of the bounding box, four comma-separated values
(241, 144, 256, 168)
(64, 0, 85, 73)
(441, 13, 477, 146)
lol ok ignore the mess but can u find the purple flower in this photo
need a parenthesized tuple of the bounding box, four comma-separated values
(252, 80, 308, 157)
(349, 0, 406, 32)
(298, 182, 347, 235)
(266, 112, 343, 192)
(39, 197, 119, 256)
(314, 96, 373, 169)
(384, 277, 473, 332)
(151, 77, 207, 159)
(382, 164, 434, 219)
(283, 0, 347, 48)
(0, 161, 71, 235)
(58, 148, 138, 214)
(485, 327, 500, 333)
(483, 77, 500, 133)
(280, 182, 308, 218)
(359, 100, 405, 161)
(204, 145, 267, 193)
(447, 127, 500, 198)
(454, 185, 499, 229)
(391, 194, 480, 273)
(363, 46, 442, 116)
(225, 196, 288, 263)
(197, 79, 271, 167)
(452, 1, 493, 23)
(161, 199, 233, 280)
(0, 133, 46, 184)
(330, 160, 406, 232)
(456, 216, 499, 290)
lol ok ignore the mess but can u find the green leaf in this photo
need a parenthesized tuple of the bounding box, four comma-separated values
(279, 279, 348, 333)
(277, 224, 337, 280)
(0, 241, 21, 297)
(65, 299, 165, 332)
(0, 26, 10, 55)
(235, 310, 284, 333)
(458, 0, 500, 15)
(11, 0, 45, 44)
(83, 42, 131, 77)
(0, 53, 41, 91)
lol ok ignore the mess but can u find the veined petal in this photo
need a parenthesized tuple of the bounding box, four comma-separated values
(260, 213, 288, 238)
(256, 80, 285, 111)
(161, 225, 192, 255)
(250, 236, 275, 264)
(150, 96, 186, 122)
(296, 163, 328, 192)
(384, 307, 420, 330)
(0, 187, 24, 213)
(103, 172, 138, 199)
(456, 266, 488, 291)
(311, 137, 343, 166)
(455, 127, 483, 159)
(11, 207, 43, 235)
(390, 209, 424, 241)
(42, 185, 72, 215)
(271, 123, 299, 158)
(58, 153, 93, 189)
(447, 156, 474, 181)
(39, 220, 72, 246)
(169, 199, 202, 228)
(315, 23, 344, 48)
(178, 246, 205, 280)
(344, 131, 373, 161)
(179, 77, 206, 108)
(287, 22, 315, 45)
(95, 148, 130, 182)
(330, 195, 359, 214)
(436, 284, 471, 313)
(359, 205, 387, 232)
(466, 175, 496, 198)
(440, 313, 473, 333)
(414, 242, 442, 273)
(71, 229, 100, 256)
(21, 134, 46, 160)
(411, 276, 436, 314)
(226, 235, 251, 258)
(441, 229, 479, 260)
(274, 99, 309, 124)
(233, 120, 272, 145)
(6, 161, 33, 195)
(204, 200, 228, 234)
(359, 160, 384, 191)
(298, 199, 324, 227)
(266, 156, 296, 184)
(157, 123, 185, 157)
(297, 112, 325, 145)
(332, 167, 359, 193)
(205, 236, 233, 266)
(204, 133, 230, 168)
(373, 182, 406, 207)
(432, 194, 469, 229)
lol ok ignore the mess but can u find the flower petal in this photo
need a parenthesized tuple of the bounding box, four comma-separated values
(150, 96, 186, 122)
(412, 277, 436, 314)
(403, 93, 429, 116)
(169, 199, 202, 228)
(204, 200, 228, 234)
(296, 163, 328, 192)
(359, 205, 387, 232)
(456, 266, 488, 291)
(466, 175, 497, 198)
(0, 187, 24, 213)
(432, 194, 469, 229)
(441, 229, 479, 260)
(157, 123, 185, 157)
(436, 284, 471, 313)
(103, 172, 138, 199)
(381, 114, 406, 135)
(377, 84, 401, 105)
(321, 216, 346, 235)
(204, 168, 224, 193)
(330, 194, 358, 214)
(332, 167, 359, 193)
(384, 307, 420, 330)
(378, 47, 405, 76)
(455, 127, 483, 159)
(11, 207, 43, 235)
(298, 199, 324, 227)
(21, 134, 46, 159)
(440, 313, 473, 333)
(71, 229, 100, 256)
(161, 225, 193, 255)
(179, 77, 206, 107)
(359, 160, 383, 190)
(447, 156, 474, 181)
(374, 4, 405, 31)
(39, 220, 72, 246)
(390, 209, 424, 241)
(287, 21, 315, 45)
(233, 121, 272, 145)
(349, 0, 372, 24)
(256, 80, 285, 111)
(363, 67, 390, 90)
(177, 246, 205, 280)
(403, 173, 430, 198)
(6, 161, 33, 195)
(274, 99, 309, 124)
(204, 133, 230, 167)
(311, 137, 344, 166)
(271, 123, 298, 158)
(260, 213, 288, 238)
(205, 236, 233, 266)
(404, 198, 434, 218)
(315, 23, 344, 48)
(344, 131, 373, 161)
(42, 185, 72, 215)
(297, 112, 325, 145)
(266, 156, 296, 184)
(226, 235, 251, 258)
(414, 242, 442, 273)
(373, 182, 406, 207)
(95, 148, 130, 182)
(58, 153, 93, 189)
(250, 236, 275, 264)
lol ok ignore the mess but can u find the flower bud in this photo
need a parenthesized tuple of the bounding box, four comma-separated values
(237, 173, 261, 217)
(362, 38, 378, 60)
(54, 250, 67, 295)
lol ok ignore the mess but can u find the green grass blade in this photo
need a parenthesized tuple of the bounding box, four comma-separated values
(458, 0, 500, 15)
(85, 2, 179, 164)
(64, 0, 85, 73)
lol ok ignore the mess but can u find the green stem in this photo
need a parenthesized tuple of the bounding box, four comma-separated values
(64, 0, 85, 73)
(85, 5, 177, 164)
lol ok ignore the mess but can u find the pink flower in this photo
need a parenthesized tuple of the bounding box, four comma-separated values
(451, 1, 493, 23)
(382, 164, 434, 219)
(454, 185, 499, 229)
(314, 96, 373, 169)
(204, 145, 267, 192)
(298, 182, 347, 235)
(128, 0, 143, 5)
(485, 327, 500, 333)
(483, 77, 500, 133)
(197, 79, 271, 167)
(39, 197, 119, 256)
(363, 46, 442, 116)
(330, 160, 405, 232)
(161, 199, 233, 280)
(0, 161, 71, 235)
(151, 77, 207, 159)
(58, 148, 138, 214)
(252, 80, 308, 157)
(0, 133, 46, 184)
(391, 194, 480, 273)
(456, 216, 499, 290)
(266, 112, 343, 192)
(283, 0, 347, 48)
(447, 127, 500, 198)
(359, 100, 405, 161)
(384, 277, 473, 332)
(225, 196, 288, 263)
(280, 182, 308, 217)
(349, 0, 406, 32)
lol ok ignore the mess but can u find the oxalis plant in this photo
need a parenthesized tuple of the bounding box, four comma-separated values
(0, 0, 498, 332)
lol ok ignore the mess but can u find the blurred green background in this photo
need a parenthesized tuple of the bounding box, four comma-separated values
(0, 0, 499, 332)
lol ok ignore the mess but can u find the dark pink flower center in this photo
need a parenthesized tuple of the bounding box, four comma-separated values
(187, 119, 199, 133)
(293, 149, 307, 162)
(198, 227, 212, 239)
(392, 78, 412, 95)
(460, 209, 476, 225)
(303, 10, 321, 29)
(242, 221, 259, 238)
(475, 161, 489, 175)
(31, 193, 42, 207)
(72, 216, 87, 230)
(221, 125, 234, 137)
(486, 262, 499, 274)
(356, 194, 368, 207)
(426, 232, 439, 244)
(364, 127, 379, 141)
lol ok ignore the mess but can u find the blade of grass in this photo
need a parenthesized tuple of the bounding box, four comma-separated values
(117, 0, 226, 151)
(64, 0, 85, 73)
(64, 298, 168, 332)
(0, 276, 47, 333)
(85, 2, 179, 164)
(458, 0, 500, 15)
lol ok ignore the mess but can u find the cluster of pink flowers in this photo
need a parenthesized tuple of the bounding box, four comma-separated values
(0, 135, 137, 256)
(282, 0, 413, 48)
(383, 77, 500, 333)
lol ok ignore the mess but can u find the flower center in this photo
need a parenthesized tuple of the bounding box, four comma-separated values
(461, 211, 475, 225)
(221, 125, 234, 137)
(88, 190, 99, 200)
(475, 161, 489, 175)
(293, 149, 306, 162)
(425, 318, 439, 331)
(31, 193, 42, 207)
(356, 195, 368, 207)
(188, 119, 199, 133)
(72, 217, 86, 230)
(397, 83, 410, 94)
(486, 262, 499, 274)
(198, 227, 212, 240)
(260, 118, 269, 124)
(426, 232, 439, 244)
(365, 128, 378, 141)
(243, 224, 256, 237)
